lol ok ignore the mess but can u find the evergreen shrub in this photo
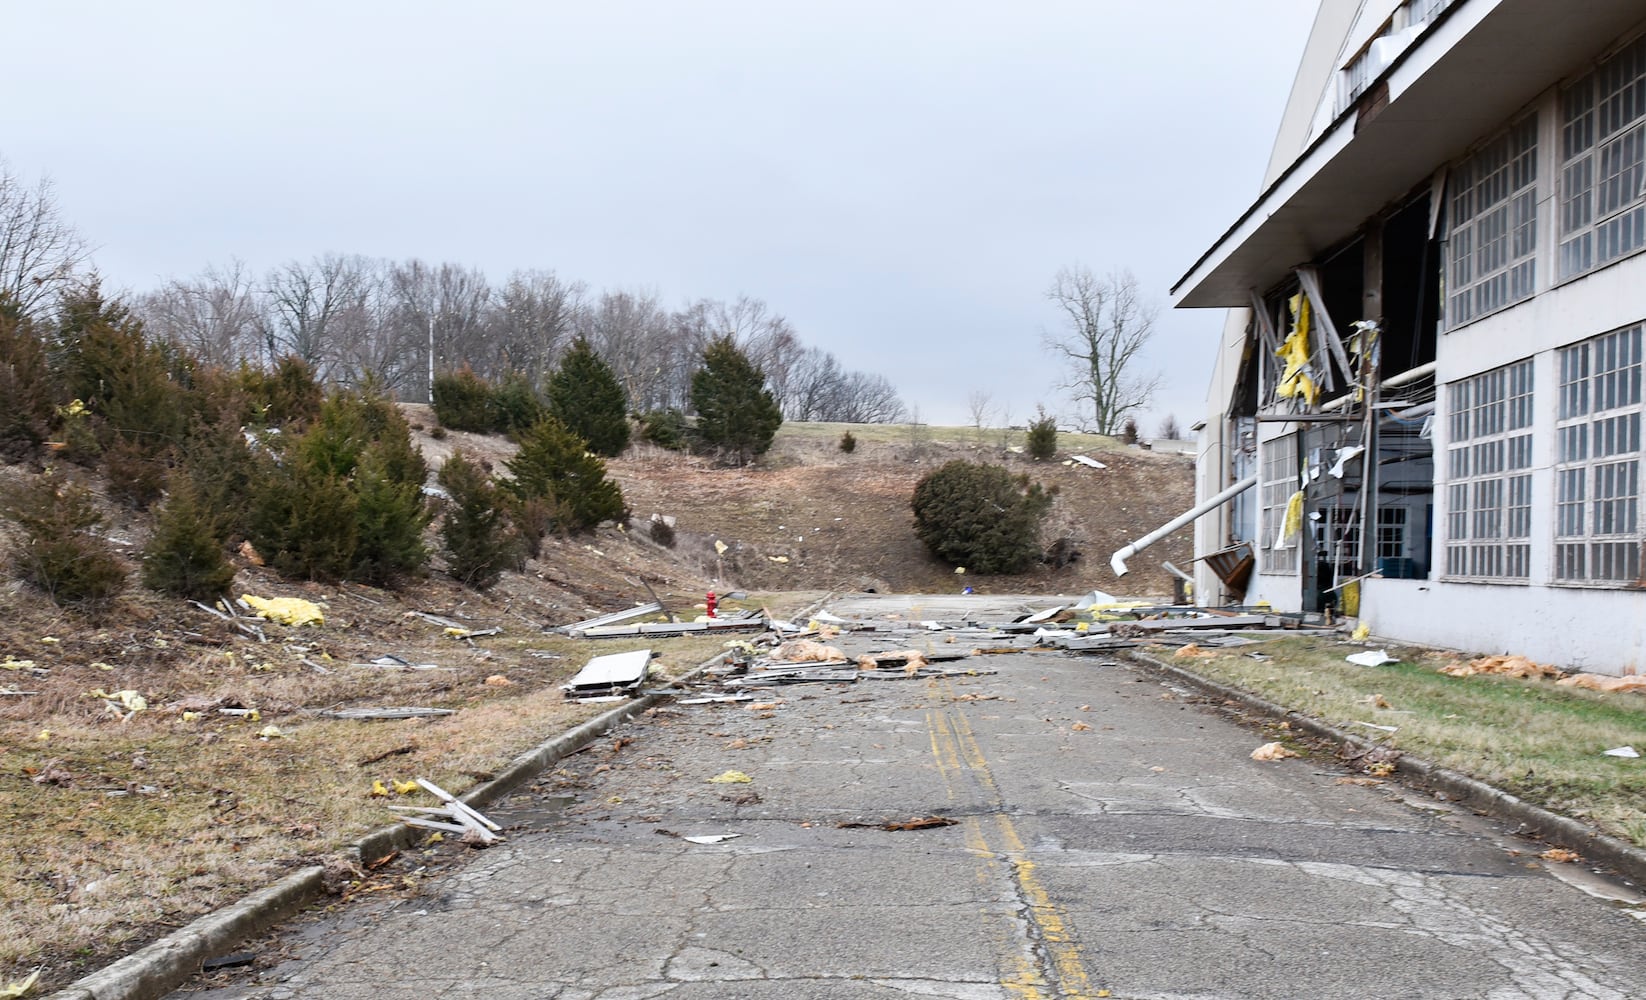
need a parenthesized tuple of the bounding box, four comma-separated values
(503, 416, 626, 534)
(0, 472, 128, 606)
(910, 460, 1054, 574)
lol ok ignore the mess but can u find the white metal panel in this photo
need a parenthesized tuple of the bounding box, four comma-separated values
(563, 649, 652, 691)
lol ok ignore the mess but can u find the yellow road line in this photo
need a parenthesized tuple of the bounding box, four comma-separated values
(927, 687, 1101, 998)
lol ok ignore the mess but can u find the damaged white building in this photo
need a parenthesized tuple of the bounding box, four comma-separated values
(1173, 0, 1646, 673)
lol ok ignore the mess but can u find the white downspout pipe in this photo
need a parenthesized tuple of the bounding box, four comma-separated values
(1110, 475, 1259, 577)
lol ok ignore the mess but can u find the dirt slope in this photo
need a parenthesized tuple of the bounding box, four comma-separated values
(608, 430, 1195, 600)
(398, 407, 1197, 601)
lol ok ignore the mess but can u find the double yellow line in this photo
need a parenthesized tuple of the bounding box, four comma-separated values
(927, 683, 1103, 999)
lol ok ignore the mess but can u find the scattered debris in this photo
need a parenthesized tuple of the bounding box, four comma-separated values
(1341, 742, 1402, 776)
(1346, 649, 1398, 667)
(356, 655, 445, 671)
(682, 833, 742, 844)
(201, 952, 257, 972)
(1349, 720, 1398, 734)
(855, 650, 929, 672)
(444, 626, 502, 640)
(1603, 746, 1640, 759)
(28, 761, 75, 786)
(323, 707, 455, 720)
(390, 777, 503, 846)
(708, 770, 753, 784)
(0, 970, 40, 998)
(1540, 847, 1583, 863)
(772, 638, 848, 663)
(838, 816, 958, 831)
(240, 595, 326, 626)
(1559, 673, 1646, 694)
(1440, 654, 1559, 680)
(563, 649, 653, 699)
(87, 688, 147, 720)
(1174, 643, 1219, 659)
(1250, 742, 1299, 761)
(558, 602, 666, 635)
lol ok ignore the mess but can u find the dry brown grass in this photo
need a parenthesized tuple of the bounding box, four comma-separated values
(0, 411, 1192, 990)
(0, 552, 769, 988)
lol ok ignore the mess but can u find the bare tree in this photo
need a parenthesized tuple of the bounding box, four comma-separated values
(0, 162, 91, 316)
(134, 259, 261, 367)
(260, 254, 378, 383)
(784, 346, 844, 421)
(1043, 265, 1161, 436)
(485, 268, 584, 385)
(1158, 413, 1184, 440)
(966, 389, 992, 441)
(832, 371, 905, 423)
(580, 289, 674, 411)
(672, 296, 801, 413)
(384, 259, 493, 396)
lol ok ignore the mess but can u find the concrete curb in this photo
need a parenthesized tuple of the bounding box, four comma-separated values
(42, 636, 752, 1000)
(42, 867, 325, 1000)
(1127, 649, 1646, 888)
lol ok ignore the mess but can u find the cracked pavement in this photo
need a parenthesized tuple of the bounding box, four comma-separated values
(180, 594, 1646, 999)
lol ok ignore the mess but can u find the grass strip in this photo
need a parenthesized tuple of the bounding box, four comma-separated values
(1158, 636, 1646, 848)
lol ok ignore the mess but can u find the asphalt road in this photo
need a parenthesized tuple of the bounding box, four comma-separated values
(181, 594, 1646, 999)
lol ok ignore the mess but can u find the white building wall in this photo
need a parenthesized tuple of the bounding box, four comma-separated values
(1365, 577, 1644, 674)
(1373, 251, 1646, 673)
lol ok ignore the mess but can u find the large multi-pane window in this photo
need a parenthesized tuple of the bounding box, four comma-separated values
(1444, 360, 1534, 580)
(1446, 116, 1539, 328)
(1260, 434, 1301, 576)
(1559, 35, 1646, 279)
(1555, 325, 1644, 584)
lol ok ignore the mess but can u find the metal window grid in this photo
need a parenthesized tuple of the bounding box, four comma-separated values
(1447, 116, 1539, 327)
(1559, 34, 1646, 281)
(1260, 434, 1301, 576)
(1443, 360, 1534, 581)
(1555, 324, 1644, 584)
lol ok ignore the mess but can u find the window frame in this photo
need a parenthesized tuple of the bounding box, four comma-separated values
(1558, 34, 1646, 281)
(1443, 115, 1540, 330)
(1260, 433, 1301, 577)
(1442, 359, 1535, 583)
(1554, 323, 1644, 587)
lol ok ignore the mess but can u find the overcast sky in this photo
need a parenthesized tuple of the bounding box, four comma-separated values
(4, 1, 1316, 432)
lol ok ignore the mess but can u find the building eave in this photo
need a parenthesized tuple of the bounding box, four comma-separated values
(1172, 0, 1646, 310)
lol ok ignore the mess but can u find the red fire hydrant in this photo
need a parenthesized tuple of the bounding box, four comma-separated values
(705, 591, 718, 619)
